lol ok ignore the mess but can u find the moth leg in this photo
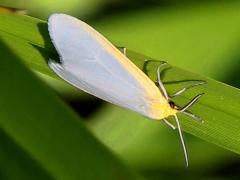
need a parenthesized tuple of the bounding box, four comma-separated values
(163, 119, 176, 130)
(156, 63, 170, 100)
(117, 46, 127, 56)
(174, 115, 189, 167)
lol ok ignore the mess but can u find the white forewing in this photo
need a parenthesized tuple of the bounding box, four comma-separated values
(48, 13, 165, 118)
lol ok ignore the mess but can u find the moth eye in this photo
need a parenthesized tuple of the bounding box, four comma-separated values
(169, 101, 175, 109)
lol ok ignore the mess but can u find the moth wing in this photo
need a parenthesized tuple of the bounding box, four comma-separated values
(48, 13, 165, 117)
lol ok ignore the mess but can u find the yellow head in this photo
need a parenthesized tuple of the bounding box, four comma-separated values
(148, 99, 179, 120)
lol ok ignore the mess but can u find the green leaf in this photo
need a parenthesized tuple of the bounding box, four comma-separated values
(0, 128, 52, 180)
(1, 10, 240, 173)
(0, 37, 139, 179)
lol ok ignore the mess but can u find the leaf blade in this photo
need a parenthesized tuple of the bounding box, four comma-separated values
(1, 12, 240, 170)
(0, 37, 140, 179)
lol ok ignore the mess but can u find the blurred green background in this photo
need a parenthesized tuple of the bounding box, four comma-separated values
(1, 0, 240, 179)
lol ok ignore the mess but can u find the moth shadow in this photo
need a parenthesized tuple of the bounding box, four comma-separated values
(29, 22, 59, 65)
(143, 59, 204, 87)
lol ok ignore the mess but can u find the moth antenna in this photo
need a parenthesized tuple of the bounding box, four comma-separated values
(180, 93, 204, 112)
(163, 119, 176, 130)
(174, 114, 189, 167)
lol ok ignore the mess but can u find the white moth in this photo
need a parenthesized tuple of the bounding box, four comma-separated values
(48, 13, 205, 166)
